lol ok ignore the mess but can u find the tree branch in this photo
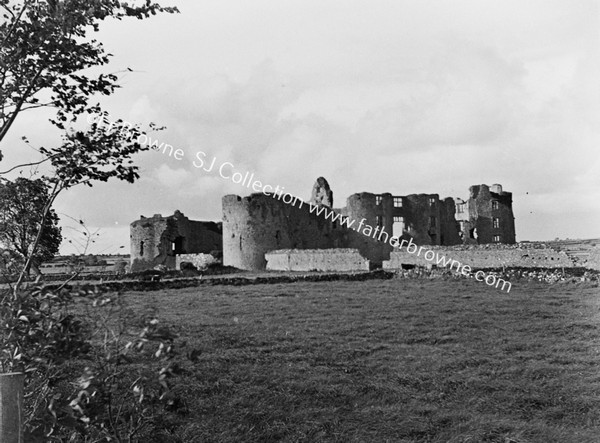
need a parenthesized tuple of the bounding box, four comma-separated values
(0, 66, 45, 144)
(13, 179, 63, 294)
(0, 155, 54, 176)
(0, 1, 30, 48)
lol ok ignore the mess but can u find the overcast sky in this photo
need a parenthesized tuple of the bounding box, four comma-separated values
(3, 0, 599, 254)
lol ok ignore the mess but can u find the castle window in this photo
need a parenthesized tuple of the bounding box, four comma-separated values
(376, 215, 383, 228)
(139, 241, 144, 256)
(429, 197, 436, 206)
(393, 197, 403, 207)
(375, 195, 382, 205)
(429, 216, 436, 227)
(492, 200, 499, 210)
(493, 235, 501, 243)
(493, 218, 500, 229)
(392, 216, 405, 238)
(456, 204, 464, 213)
(172, 236, 185, 254)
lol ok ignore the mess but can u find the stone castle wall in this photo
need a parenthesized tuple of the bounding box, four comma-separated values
(175, 253, 218, 270)
(441, 197, 462, 246)
(383, 244, 573, 270)
(457, 184, 515, 244)
(265, 248, 370, 272)
(222, 180, 518, 271)
(130, 210, 222, 272)
(222, 193, 348, 270)
(341, 192, 464, 265)
(342, 193, 392, 265)
(130, 215, 172, 271)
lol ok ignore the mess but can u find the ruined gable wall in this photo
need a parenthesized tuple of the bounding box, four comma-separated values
(310, 177, 334, 208)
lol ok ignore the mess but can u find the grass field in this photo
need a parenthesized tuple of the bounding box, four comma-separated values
(107, 278, 600, 442)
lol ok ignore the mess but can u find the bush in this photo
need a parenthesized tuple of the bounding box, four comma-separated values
(0, 286, 181, 441)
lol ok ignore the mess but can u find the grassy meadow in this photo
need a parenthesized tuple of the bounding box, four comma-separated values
(94, 277, 600, 442)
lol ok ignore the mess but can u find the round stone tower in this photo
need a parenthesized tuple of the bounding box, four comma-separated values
(130, 213, 173, 271)
(222, 179, 341, 270)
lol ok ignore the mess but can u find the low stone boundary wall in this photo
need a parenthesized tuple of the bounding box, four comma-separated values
(383, 245, 574, 270)
(265, 248, 370, 272)
(175, 253, 218, 270)
(37, 267, 598, 295)
(41, 269, 391, 293)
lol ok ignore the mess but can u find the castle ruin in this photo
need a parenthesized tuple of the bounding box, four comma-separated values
(222, 178, 515, 270)
(129, 178, 515, 272)
(130, 210, 222, 272)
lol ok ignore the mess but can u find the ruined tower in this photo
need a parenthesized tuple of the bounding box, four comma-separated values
(222, 178, 347, 270)
(130, 210, 222, 272)
(454, 184, 516, 244)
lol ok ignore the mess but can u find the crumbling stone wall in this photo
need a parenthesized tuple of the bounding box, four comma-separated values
(455, 184, 515, 244)
(221, 179, 518, 271)
(310, 177, 334, 208)
(402, 194, 443, 245)
(581, 247, 600, 271)
(545, 238, 600, 270)
(222, 193, 348, 270)
(175, 253, 218, 270)
(342, 192, 393, 266)
(440, 197, 462, 246)
(341, 192, 461, 264)
(130, 210, 222, 272)
(130, 214, 171, 271)
(265, 248, 369, 272)
(383, 244, 573, 270)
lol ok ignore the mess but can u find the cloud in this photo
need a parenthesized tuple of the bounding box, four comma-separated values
(353, 41, 525, 153)
(35, 0, 598, 252)
(154, 164, 191, 189)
